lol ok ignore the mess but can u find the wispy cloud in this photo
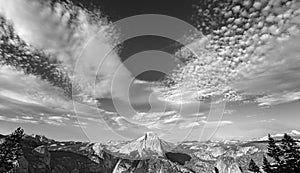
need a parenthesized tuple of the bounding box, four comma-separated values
(258, 119, 276, 123)
(0, 115, 39, 124)
(0, 0, 132, 99)
(0, 114, 72, 126)
(47, 116, 70, 123)
(180, 120, 233, 129)
(21, 116, 34, 120)
(257, 91, 300, 106)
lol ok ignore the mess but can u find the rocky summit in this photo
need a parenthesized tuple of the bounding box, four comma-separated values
(1, 131, 299, 173)
(105, 132, 177, 159)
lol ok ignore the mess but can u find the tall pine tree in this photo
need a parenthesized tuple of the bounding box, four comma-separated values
(280, 133, 300, 172)
(262, 156, 273, 173)
(248, 159, 261, 173)
(266, 134, 283, 171)
(214, 167, 219, 173)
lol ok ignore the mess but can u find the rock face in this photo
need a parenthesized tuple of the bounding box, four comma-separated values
(105, 132, 193, 173)
(106, 132, 177, 159)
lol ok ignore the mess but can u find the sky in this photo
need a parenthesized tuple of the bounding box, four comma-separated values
(0, 0, 300, 143)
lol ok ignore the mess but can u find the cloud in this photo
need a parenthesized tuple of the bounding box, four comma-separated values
(223, 109, 236, 115)
(0, 65, 124, 129)
(132, 111, 177, 123)
(0, 114, 73, 126)
(200, 120, 233, 127)
(257, 91, 300, 106)
(1, 0, 298, 142)
(131, 111, 187, 129)
(72, 121, 88, 128)
(21, 116, 34, 120)
(163, 115, 183, 124)
(258, 119, 276, 123)
(234, 36, 300, 106)
(0, 115, 39, 124)
(0, 90, 42, 106)
(42, 120, 65, 126)
(47, 116, 70, 123)
(181, 122, 201, 129)
(246, 114, 258, 118)
(0, 0, 232, 140)
(0, 0, 132, 99)
(0, 65, 72, 108)
(180, 120, 233, 129)
(156, 2, 300, 104)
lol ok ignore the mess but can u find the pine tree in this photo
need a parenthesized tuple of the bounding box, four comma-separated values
(248, 159, 261, 173)
(214, 167, 219, 173)
(266, 134, 283, 171)
(239, 166, 244, 173)
(0, 128, 24, 172)
(262, 156, 273, 173)
(280, 133, 300, 172)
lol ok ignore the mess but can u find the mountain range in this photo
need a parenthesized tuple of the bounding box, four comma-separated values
(1, 130, 300, 173)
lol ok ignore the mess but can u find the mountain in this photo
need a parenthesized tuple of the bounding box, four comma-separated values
(9, 132, 194, 173)
(105, 132, 177, 159)
(4, 131, 299, 173)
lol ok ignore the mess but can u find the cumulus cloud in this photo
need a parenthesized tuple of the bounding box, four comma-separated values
(157, 0, 300, 106)
(231, 35, 300, 105)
